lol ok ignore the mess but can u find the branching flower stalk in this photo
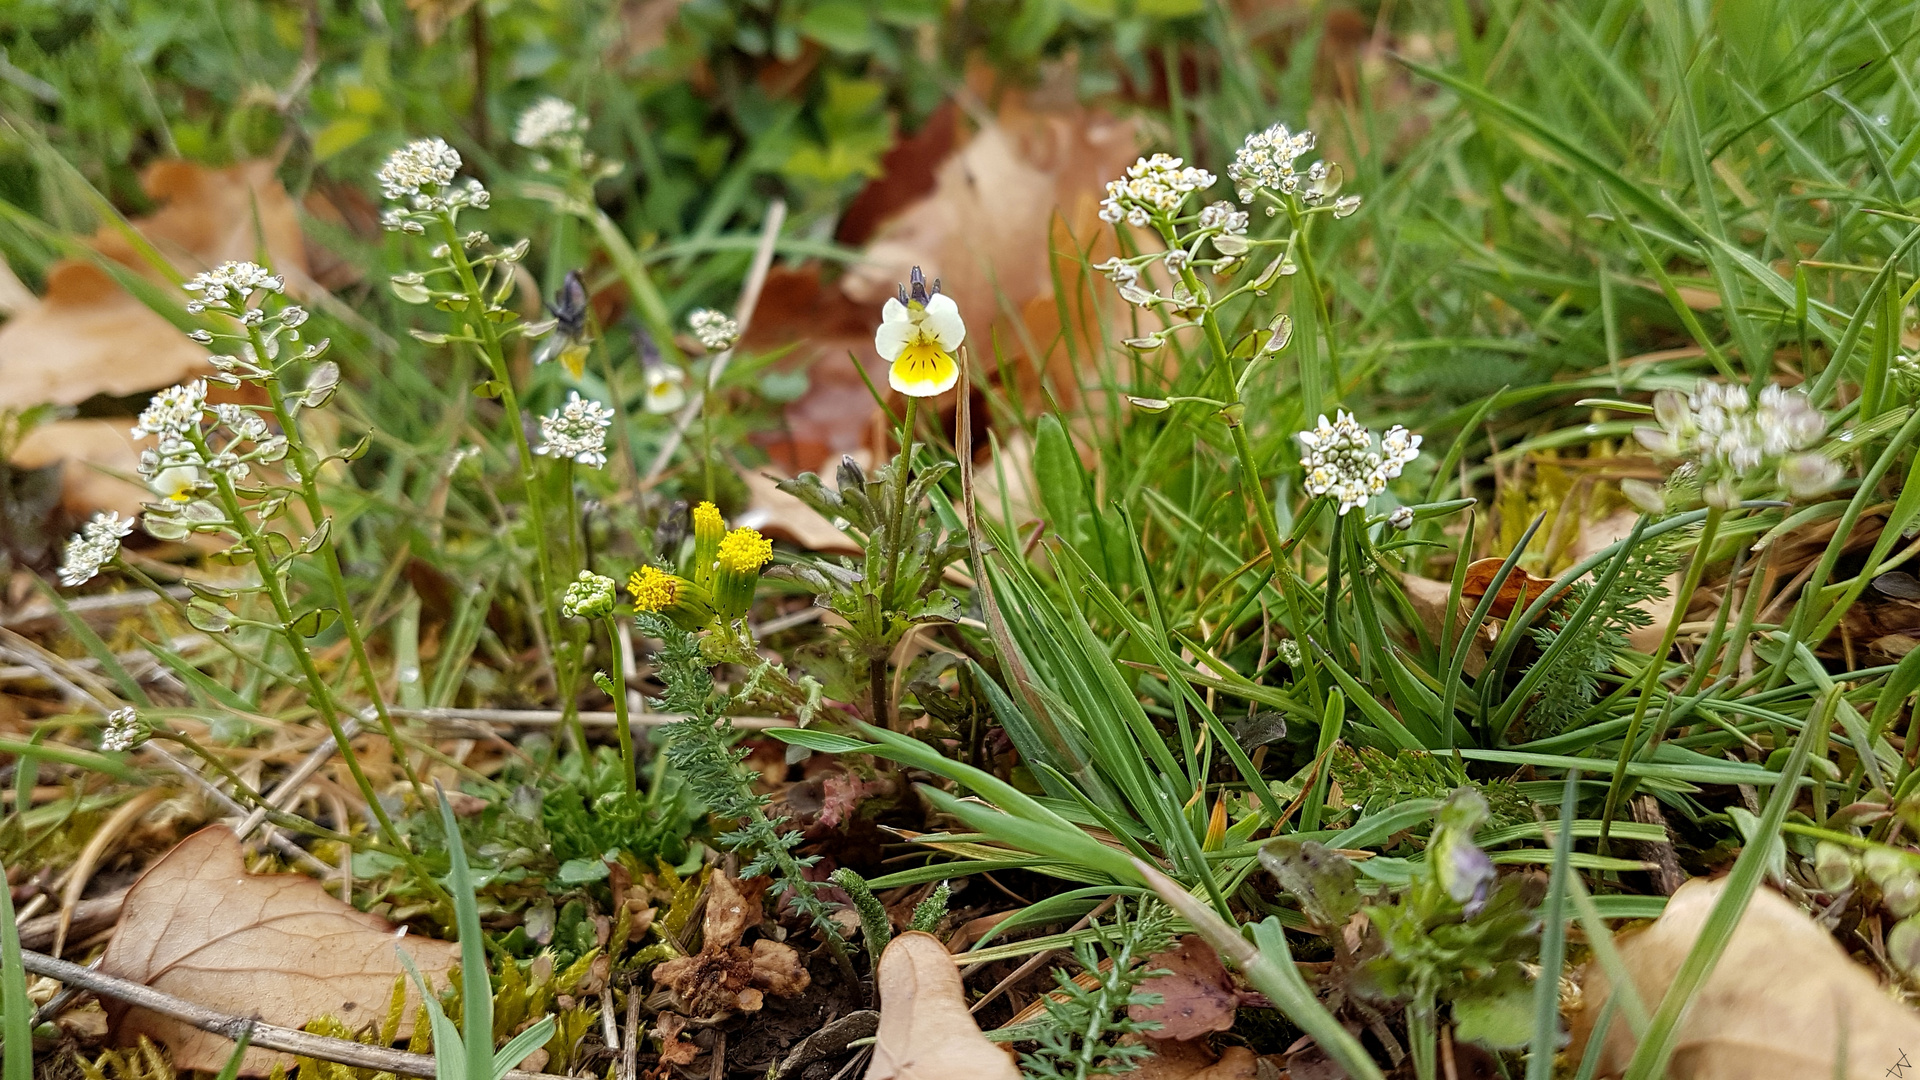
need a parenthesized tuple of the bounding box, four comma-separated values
(382, 137, 585, 743)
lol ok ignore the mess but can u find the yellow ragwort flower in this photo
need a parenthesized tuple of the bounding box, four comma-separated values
(717, 527, 773, 573)
(627, 565, 680, 612)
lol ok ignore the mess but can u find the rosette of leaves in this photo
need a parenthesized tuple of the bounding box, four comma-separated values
(1351, 790, 1543, 1059)
(775, 454, 968, 662)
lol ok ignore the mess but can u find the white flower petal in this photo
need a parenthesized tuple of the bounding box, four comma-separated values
(881, 297, 910, 324)
(875, 319, 915, 362)
(923, 294, 966, 350)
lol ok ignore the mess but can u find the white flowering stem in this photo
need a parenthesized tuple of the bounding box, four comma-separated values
(186, 427, 416, 860)
(599, 616, 637, 797)
(251, 329, 425, 806)
(1168, 248, 1284, 572)
(1323, 511, 1346, 663)
(1599, 505, 1724, 847)
(436, 214, 566, 702)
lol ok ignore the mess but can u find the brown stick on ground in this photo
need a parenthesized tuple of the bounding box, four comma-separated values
(16, 948, 573, 1080)
(1631, 795, 1687, 896)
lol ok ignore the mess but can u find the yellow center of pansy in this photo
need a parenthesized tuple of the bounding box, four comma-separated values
(892, 340, 956, 392)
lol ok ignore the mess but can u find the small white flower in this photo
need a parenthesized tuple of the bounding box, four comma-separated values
(689, 308, 740, 352)
(100, 706, 146, 752)
(876, 268, 964, 398)
(1634, 379, 1836, 503)
(535, 392, 615, 468)
(131, 381, 208, 441)
(1278, 639, 1303, 667)
(1236, 123, 1328, 203)
(1388, 506, 1415, 530)
(512, 97, 588, 151)
(378, 137, 463, 201)
(1297, 411, 1422, 516)
(1098, 153, 1217, 226)
(58, 512, 135, 587)
(644, 365, 688, 414)
(183, 261, 285, 306)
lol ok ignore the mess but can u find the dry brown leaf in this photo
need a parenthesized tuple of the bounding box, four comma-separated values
(652, 872, 808, 1019)
(10, 419, 146, 519)
(1129, 935, 1252, 1041)
(866, 931, 1019, 1080)
(741, 467, 861, 555)
(1127, 1039, 1258, 1080)
(0, 159, 308, 412)
(1569, 877, 1920, 1079)
(98, 826, 455, 1075)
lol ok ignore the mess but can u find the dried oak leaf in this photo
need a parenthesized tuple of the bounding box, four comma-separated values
(866, 931, 1018, 1080)
(98, 826, 456, 1076)
(1128, 1039, 1258, 1080)
(1130, 935, 1258, 1041)
(1569, 877, 1920, 1079)
(0, 160, 308, 412)
(652, 872, 808, 1019)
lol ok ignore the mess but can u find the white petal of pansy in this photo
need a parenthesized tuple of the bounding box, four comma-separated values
(881, 297, 910, 323)
(875, 319, 916, 362)
(921, 293, 965, 351)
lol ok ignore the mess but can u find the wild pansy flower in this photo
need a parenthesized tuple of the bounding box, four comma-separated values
(58, 511, 135, 587)
(561, 570, 617, 620)
(1097, 153, 1216, 228)
(1297, 411, 1421, 516)
(875, 267, 964, 398)
(150, 465, 202, 504)
(1634, 379, 1839, 507)
(535, 392, 614, 468)
(533, 270, 593, 378)
(689, 308, 739, 352)
(644, 365, 688, 414)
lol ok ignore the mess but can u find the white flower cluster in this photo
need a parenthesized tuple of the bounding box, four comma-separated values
(100, 706, 146, 752)
(512, 97, 588, 151)
(1098, 154, 1217, 228)
(689, 308, 739, 352)
(58, 511, 136, 587)
(1094, 258, 1157, 307)
(536, 392, 615, 468)
(183, 261, 284, 309)
(131, 380, 208, 442)
(1297, 411, 1422, 516)
(377, 138, 488, 231)
(1229, 123, 1358, 216)
(378, 137, 462, 200)
(1634, 380, 1839, 505)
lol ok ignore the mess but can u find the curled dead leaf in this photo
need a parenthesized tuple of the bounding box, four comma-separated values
(1569, 877, 1920, 1078)
(652, 871, 808, 1019)
(1458, 558, 1561, 621)
(1130, 935, 1258, 1041)
(866, 931, 1018, 1080)
(98, 826, 455, 1075)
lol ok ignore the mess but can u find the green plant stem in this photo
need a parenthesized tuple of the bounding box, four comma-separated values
(871, 396, 921, 727)
(1408, 988, 1438, 1080)
(252, 328, 424, 804)
(437, 214, 580, 748)
(1600, 505, 1724, 846)
(602, 616, 636, 796)
(1169, 252, 1282, 571)
(188, 428, 413, 857)
(1287, 203, 1344, 395)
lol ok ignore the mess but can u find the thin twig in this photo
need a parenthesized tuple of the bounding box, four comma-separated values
(644, 199, 788, 482)
(386, 706, 795, 730)
(966, 894, 1118, 1013)
(142, 744, 335, 877)
(16, 948, 573, 1080)
(233, 717, 362, 842)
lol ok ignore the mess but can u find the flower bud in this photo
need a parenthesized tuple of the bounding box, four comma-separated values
(560, 570, 616, 620)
